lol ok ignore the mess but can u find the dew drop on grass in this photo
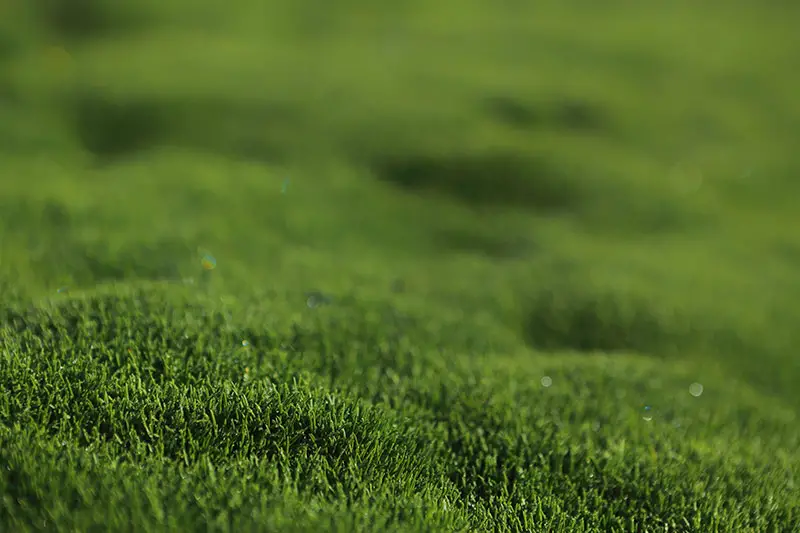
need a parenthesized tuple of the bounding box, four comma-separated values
(541, 376, 553, 388)
(201, 253, 217, 270)
(642, 405, 653, 421)
(242, 340, 250, 347)
(689, 382, 704, 397)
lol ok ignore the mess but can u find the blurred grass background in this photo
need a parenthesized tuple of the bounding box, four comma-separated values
(1, 0, 799, 530)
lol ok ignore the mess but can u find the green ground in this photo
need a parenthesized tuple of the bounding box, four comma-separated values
(1, 1, 799, 531)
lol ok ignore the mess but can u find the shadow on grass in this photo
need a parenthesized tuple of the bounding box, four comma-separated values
(369, 150, 583, 212)
(64, 89, 302, 164)
(31, 0, 151, 41)
(69, 91, 168, 160)
(522, 283, 685, 355)
(482, 94, 609, 133)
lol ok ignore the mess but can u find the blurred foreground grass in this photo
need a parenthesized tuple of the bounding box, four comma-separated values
(1, 1, 799, 531)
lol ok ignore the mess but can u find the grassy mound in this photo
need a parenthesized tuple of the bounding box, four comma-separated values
(1, 0, 799, 531)
(2, 287, 797, 531)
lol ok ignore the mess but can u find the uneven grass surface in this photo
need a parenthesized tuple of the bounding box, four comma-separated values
(1, 1, 800, 531)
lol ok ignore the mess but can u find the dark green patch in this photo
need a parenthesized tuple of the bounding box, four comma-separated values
(0, 198, 71, 234)
(523, 285, 681, 354)
(0, 27, 26, 63)
(370, 150, 583, 212)
(65, 91, 305, 164)
(482, 96, 541, 129)
(483, 95, 609, 133)
(551, 98, 607, 132)
(31, 0, 150, 41)
(69, 91, 169, 160)
(775, 241, 800, 266)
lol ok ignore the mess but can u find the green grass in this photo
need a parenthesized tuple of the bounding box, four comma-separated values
(1, 1, 799, 531)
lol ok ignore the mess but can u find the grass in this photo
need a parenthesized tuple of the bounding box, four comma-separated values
(1, 0, 799, 531)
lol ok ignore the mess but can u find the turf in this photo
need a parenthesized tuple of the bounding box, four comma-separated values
(1, 1, 799, 531)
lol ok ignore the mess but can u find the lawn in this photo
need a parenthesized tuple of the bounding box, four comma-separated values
(1, 1, 799, 531)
